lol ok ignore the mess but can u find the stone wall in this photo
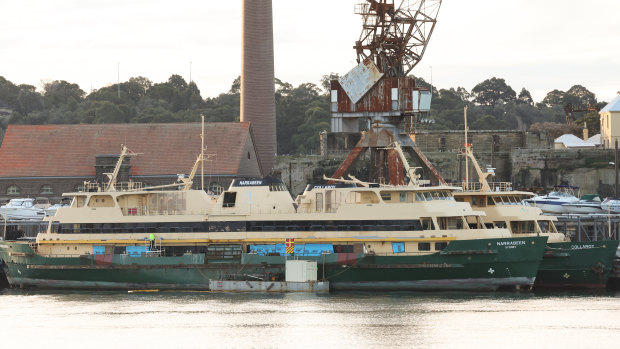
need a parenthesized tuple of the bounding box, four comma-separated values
(511, 148, 615, 195)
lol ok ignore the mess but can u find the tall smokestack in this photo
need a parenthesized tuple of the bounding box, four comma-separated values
(241, 0, 276, 174)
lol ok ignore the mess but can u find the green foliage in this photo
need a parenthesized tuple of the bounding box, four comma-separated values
(471, 77, 516, 108)
(0, 73, 606, 157)
(517, 88, 533, 105)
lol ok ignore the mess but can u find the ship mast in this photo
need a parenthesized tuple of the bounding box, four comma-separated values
(463, 106, 493, 192)
(104, 145, 138, 191)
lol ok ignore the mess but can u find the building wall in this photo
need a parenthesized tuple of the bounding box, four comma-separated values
(600, 111, 620, 149)
(0, 177, 90, 203)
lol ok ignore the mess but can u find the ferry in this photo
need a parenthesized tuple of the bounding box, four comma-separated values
(0, 146, 547, 292)
(452, 143, 619, 289)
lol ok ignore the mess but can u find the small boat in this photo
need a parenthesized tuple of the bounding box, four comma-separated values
(601, 197, 620, 214)
(0, 198, 48, 221)
(526, 185, 580, 214)
(44, 198, 72, 217)
(562, 194, 604, 214)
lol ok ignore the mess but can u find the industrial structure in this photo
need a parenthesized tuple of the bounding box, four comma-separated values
(327, 0, 444, 185)
(241, 0, 276, 174)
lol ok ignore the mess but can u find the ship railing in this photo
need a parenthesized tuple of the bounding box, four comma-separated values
(451, 182, 513, 192)
(113, 181, 143, 191)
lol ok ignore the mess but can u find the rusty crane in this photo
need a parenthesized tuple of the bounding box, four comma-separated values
(327, 0, 443, 185)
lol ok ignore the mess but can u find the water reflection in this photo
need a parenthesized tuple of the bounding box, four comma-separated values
(1, 290, 619, 348)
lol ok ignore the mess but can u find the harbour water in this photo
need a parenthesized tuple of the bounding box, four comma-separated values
(1, 289, 619, 348)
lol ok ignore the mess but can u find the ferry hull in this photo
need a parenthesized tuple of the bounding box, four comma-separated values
(534, 240, 620, 289)
(0, 237, 547, 292)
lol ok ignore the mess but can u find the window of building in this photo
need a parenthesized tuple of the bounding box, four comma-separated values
(40, 184, 53, 195)
(7, 185, 19, 195)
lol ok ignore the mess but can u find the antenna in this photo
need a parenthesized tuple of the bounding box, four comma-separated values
(201, 114, 205, 191)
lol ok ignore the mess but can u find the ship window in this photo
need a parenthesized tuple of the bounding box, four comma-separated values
(400, 192, 407, 202)
(471, 196, 480, 206)
(494, 221, 507, 229)
(223, 192, 236, 208)
(537, 220, 556, 234)
(88, 195, 115, 208)
(380, 192, 392, 201)
(73, 196, 87, 208)
(40, 184, 53, 195)
(511, 221, 536, 234)
(316, 193, 324, 212)
(7, 185, 19, 195)
(487, 197, 496, 206)
(421, 218, 435, 230)
(418, 242, 431, 251)
(437, 217, 464, 230)
(435, 242, 448, 250)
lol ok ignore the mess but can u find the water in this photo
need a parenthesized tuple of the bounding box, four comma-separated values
(1, 289, 620, 348)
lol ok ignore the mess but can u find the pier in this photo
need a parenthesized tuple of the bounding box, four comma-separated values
(555, 214, 620, 241)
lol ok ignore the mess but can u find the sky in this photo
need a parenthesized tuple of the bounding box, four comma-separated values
(1, 0, 619, 103)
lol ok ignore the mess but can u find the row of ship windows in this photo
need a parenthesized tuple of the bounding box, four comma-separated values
(6, 183, 226, 196)
(53, 220, 427, 234)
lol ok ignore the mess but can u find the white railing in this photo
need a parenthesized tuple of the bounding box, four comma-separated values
(452, 182, 513, 192)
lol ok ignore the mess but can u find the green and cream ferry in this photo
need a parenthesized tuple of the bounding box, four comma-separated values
(0, 146, 547, 291)
(452, 142, 619, 289)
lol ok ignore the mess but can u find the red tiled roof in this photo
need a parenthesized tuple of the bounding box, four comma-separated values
(0, 123, 252, 177)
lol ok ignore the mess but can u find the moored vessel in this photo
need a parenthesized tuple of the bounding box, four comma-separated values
(0, 145, 547, 292)
(452, 139, 619, 289)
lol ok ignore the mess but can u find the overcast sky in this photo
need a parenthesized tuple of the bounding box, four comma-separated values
(2, 0, 619, 103)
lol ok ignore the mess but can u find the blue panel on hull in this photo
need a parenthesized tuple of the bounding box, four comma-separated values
(250, 244, 334, 256)
(126, 246, 147, 257)
(392, 242, 405, 253)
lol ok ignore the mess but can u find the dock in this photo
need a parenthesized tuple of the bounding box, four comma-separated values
(209, 280, 329, 293)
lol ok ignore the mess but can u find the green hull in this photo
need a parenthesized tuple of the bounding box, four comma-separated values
(0, 236, 547, 292)
(534, 240, 620, 289)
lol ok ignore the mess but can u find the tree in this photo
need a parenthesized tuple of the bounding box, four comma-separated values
(320, 73, 340, 94)
(16, 84, 43, 115)
(529, 122, 582, 139)
(42, 80, 85, 108)
(565, 85, 596, 106)
(517, 88, 533, 105)
(542, 89, 565, 107)
(471, 77, 516, 108)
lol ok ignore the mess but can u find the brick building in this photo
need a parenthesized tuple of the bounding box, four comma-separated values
(0, 123, 263, 203)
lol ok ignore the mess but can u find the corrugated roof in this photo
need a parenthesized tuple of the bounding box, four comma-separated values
(586, 133, 601, 144)
(0, 123, 252, 177)
(600, 93, 620, 113)
(554, 134, 595, 148)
